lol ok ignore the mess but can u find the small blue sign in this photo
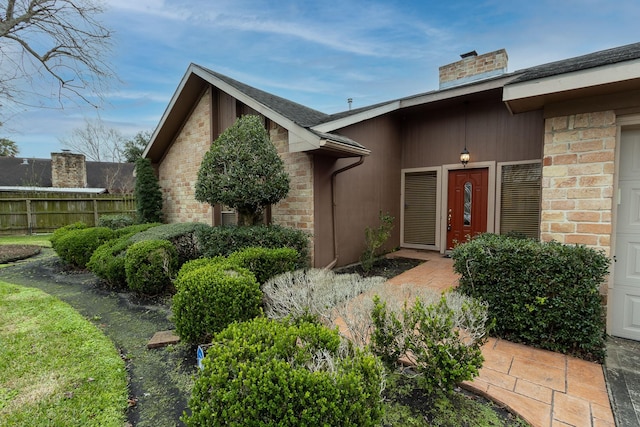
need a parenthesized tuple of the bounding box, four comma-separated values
(196, 345, 205, 370)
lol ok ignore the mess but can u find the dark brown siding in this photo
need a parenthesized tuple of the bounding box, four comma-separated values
(314, 115, 402, 267)
(401, 95, 544, 168)
(314, 91, 544, 267)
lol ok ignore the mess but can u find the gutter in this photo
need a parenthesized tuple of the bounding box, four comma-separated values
(324, 156, 365, 270)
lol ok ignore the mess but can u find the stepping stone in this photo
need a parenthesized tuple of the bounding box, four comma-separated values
(147, 330, 180, 349)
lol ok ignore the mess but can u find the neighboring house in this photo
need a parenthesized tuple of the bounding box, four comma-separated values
(144, 42, 640, 341)
(0, 151, 135, 193)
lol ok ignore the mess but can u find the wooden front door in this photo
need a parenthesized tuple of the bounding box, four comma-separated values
(446, 168, 489, 250)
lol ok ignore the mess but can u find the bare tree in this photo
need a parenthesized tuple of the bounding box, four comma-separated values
(0, 0, 114, 115)
(59, 117, 124, 162)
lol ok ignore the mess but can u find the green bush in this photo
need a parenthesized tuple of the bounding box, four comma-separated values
(113, 222, 162, 238)
(227, 246, 299, 284)
(184, 318, 384, 427)
(130, 222, 209, 265)
(175, 256, 228, 281)
(196, 224, 310, 267)
(87, 223, 162, 289)
(124, 240, 178, 295)
(50, 221, 87, 250)
(87, 235, 133, 289)
(451, 233, 609, 362)
(172, 262, 262, 343)
(134, 157, 163, 223)
(97, 214, 135, 229)
(361, 211, 394, 273)
(371, 290, 490, 396)
(53, 227, 115, 269)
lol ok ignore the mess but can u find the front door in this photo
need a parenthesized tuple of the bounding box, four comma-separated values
(612, 128, 640, 341)
(447, 168, 488, 250)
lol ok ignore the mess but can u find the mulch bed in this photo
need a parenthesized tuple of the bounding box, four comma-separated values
(0, 245, 42, 264)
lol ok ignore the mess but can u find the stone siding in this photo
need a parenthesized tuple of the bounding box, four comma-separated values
(158, 89, 213, 224)
(439, 49, 508, 88)
(540, 111, 616, 256)
(51, 152, 87, 188)
(269, 122, 315, 261)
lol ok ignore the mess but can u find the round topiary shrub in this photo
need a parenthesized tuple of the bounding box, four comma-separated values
(172, 262, 262, 344)
(124, 239, 178, 295)
(184, 317, 384, 427)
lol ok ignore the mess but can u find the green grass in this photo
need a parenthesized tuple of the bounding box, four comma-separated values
(0, 234, 52, 248)
(0, 281, 128, 426)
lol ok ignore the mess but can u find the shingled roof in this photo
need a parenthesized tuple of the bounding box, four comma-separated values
(510, 41, 640, 83)
(0, 157, 135, 192)
(196, 65, 331, 128)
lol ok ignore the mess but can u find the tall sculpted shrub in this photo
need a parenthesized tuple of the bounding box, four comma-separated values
(134, 157, 163, 223)
(195, 115, 290, 225)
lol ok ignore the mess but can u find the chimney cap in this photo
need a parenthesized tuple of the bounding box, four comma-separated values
(460, 50, 478, 59)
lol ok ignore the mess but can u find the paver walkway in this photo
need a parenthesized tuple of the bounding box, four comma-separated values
(385, 249, 615, 427)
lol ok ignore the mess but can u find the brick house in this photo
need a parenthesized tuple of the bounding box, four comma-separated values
(144, 42, 640, 340)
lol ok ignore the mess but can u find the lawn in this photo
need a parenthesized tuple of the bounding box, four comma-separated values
(0, 234, 52, 248)
(0, 281, 128, 427)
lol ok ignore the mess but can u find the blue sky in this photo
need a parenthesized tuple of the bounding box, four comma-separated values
(6, 0, 640, 159)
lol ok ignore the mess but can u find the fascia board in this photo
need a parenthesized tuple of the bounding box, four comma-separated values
(311, 101, 401, 133)
(503, 59, 640, 102)
(143, 65, 196, 158)
(401, 75, 517, 108)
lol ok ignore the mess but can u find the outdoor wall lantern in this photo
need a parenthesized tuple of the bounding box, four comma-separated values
(460, 146, 470, 167)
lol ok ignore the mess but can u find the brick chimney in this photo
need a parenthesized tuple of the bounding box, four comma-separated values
(439, 49, 508, 89)
(51, 151, 87, 188)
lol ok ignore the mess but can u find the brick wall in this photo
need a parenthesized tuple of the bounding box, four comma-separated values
(540, 111, 616, 257)
(158, 88, 213, 224)
(439, 49, 508, 88)
(269, 122, 315, 261)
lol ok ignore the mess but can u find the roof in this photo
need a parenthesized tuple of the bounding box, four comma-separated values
(511, 41, 640, 83)
(197, 65, 330, 128)
(0, 186, 107, 194)
(504, 42, 640, 113)
(0, 157, 135, 192)
(146, 42, 640, 159)
(144, 64, 370, 162)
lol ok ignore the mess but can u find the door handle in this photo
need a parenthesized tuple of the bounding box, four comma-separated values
(447, 209, 452, 231)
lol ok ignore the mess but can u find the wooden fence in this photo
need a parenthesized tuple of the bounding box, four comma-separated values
(0, 191, 136, 235)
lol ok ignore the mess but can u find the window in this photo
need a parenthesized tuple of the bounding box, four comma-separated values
(464, 181, 472, 226)
(499, 162, 541, 238)
(403, 170, 438, 245)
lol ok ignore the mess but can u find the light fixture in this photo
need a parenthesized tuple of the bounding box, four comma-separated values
(460, 147, 470, 167)
(460, 100, 470, 167)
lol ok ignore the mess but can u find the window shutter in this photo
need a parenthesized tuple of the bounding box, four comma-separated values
(500, 163, 541, 238)
(404, 171, 437, 245)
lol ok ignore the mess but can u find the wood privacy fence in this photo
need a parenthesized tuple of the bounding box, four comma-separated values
(0, 192, 136, 235)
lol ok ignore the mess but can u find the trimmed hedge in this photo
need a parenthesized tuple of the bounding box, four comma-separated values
(50, 222, 88, 250)
(87, 223, 162, 289)
(227, 246, 299, 284)
(196, 225, 310, 268)
(53, 227, 115, 269)
(130, 222, 209, 265)
(125, 240, 178, 295)
(172, 262, 262, 343)
(97, 214, 136, 229)
(184, 318, 384, 427)
(451, 234, 609, 362)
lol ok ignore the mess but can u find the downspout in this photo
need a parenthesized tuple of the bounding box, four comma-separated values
(324, 156, 365, 270)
